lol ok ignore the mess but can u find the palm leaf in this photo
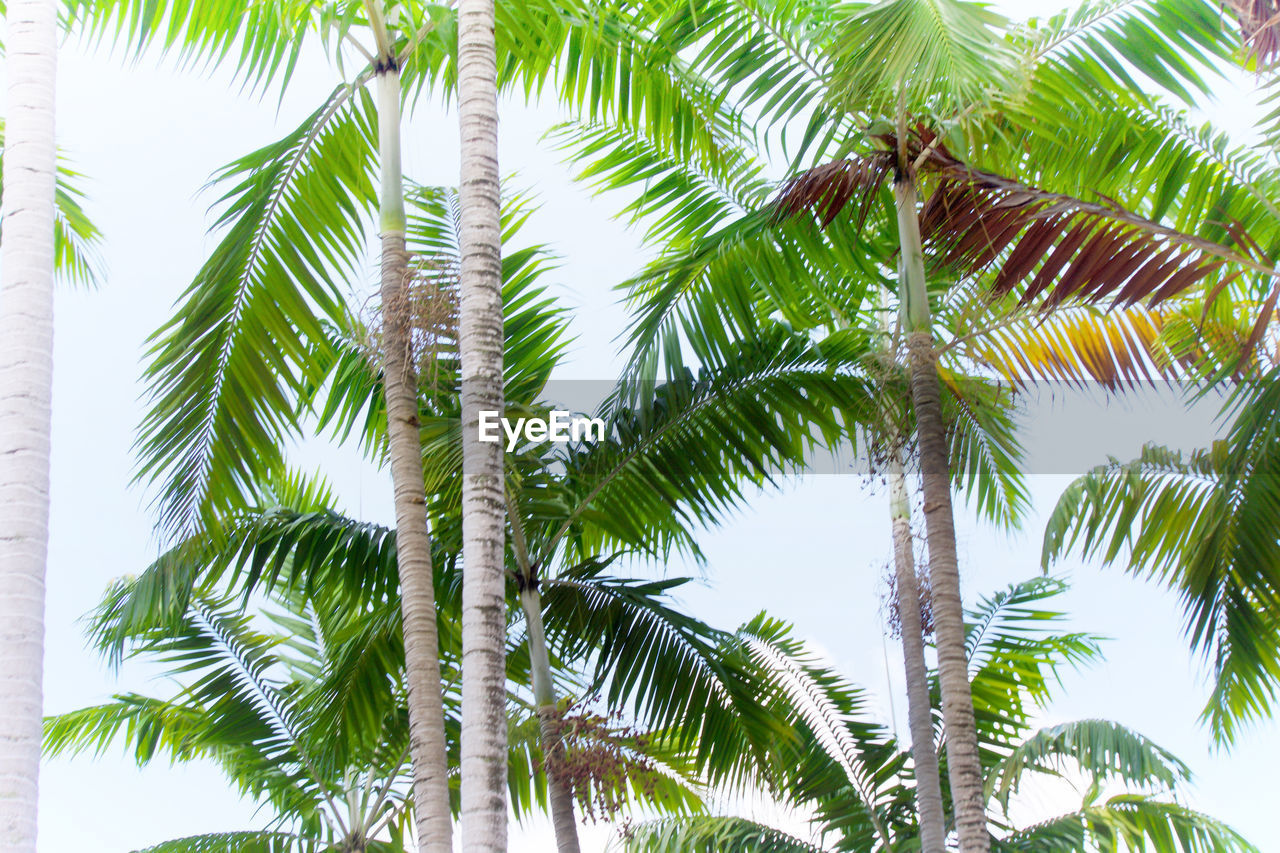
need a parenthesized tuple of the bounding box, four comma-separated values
(0, 120, 105, 287)
(1001, 797, 1259, 853)
(826, 0, 1016, 119)
(129, 832, 307, 853)
(986, 719, 1191, 813)
(136, 83, 379, 536)
(616, 816, 825, 853)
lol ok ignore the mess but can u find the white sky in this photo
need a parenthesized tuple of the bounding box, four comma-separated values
(17, 1, 1280, 850)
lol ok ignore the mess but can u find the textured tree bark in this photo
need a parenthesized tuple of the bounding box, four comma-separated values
(519, 586, 583, 853)
(895, 175, 990, 852)
(0, 0, 56, 848)
(457, 0, 509, 844)
(888, 452, 948, 852)
(375, 65, 454, 853)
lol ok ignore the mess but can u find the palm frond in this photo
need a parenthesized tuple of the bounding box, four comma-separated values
(987, 719, 1191, 813)
(136, 83, 378, 536)
(539, 562, 790, 790)
(0, 121, 106, 287)
(957, 578, 1104, 759)
(1001, 796, 1259, 853)
(66, 0, 323, 92)
(130, 832, 306, 853)
(827, 0, 1016, 119)
(615, 816, 826, 853)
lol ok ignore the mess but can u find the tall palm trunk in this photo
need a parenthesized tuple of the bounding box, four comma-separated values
(887, 450, 947, 852)
(373, 54, 454, 853)
(519, 585, 583, 853)
(895, 172, 990, 852)
(0, 0, 56, 848)
(456, 0, 509, 844)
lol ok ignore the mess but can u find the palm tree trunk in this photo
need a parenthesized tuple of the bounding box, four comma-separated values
(374, 62, 454, 853)
(519, 585, 583, 853)
(456, 0, 509, 845)
(888, 450, 947, 852)
(895, 173, 990, 852)
(0, 1, 56, 848)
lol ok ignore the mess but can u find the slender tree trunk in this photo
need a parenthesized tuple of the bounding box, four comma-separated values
(895, 173, 990, 852)
(0, 1, 56, 848)
(519, 585, 582, 853)
(374, 64, 454, 853)
(457, 0, 509, 844)
(888, 451, 948, 852)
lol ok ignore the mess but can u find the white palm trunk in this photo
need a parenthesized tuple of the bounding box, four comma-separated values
(0, 0, 57, 848)
(456, 0, 509, 846)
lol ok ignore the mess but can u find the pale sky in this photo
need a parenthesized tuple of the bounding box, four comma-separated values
(18, 1, 1280, 850)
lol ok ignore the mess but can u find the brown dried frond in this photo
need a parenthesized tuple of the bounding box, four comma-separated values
(772, 153, 895, 228)
(906, 126, 1271, 311)
(1229, 0, 1280, 69)
(773, 125, 1269, 328)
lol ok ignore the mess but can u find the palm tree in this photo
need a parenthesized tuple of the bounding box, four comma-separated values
(617, 578, 1260, 853)
(557, 3, 1270, 846)
(63, 2, 753, 846)
(51, 466, 717, 848)
(315, 188, 881, 850)
(49, 584, 423, 853)
(0, 0, 59, 846)
(84, 179, 872, 850)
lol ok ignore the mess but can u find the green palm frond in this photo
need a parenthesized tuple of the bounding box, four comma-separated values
(538, 326, 877, 564)
(615, 815, 826, 853)
(545, 0, 751, 165)
(956, 578, 1105, 760)
(44, 695, 214, 765)
(87, 482, 395, 665)
(0, 121, 105, 287)
(940, 372, 1028, 528)
(740, 615, 907, 851)
(1000, 796, 1260, 853)
(550, 120, 772, 247)
(136, 83, 379, 536)
(66, 0, 327, 92)
(539, 562, 789, 790)
(130, 832, 307, 853)
(986, 719, 1191, 813)
(827, 0, 1016, 120)
(1007, 0, 1234, 110)
(1043, 410, 1280, 743)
